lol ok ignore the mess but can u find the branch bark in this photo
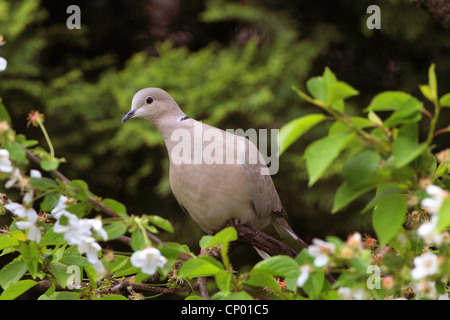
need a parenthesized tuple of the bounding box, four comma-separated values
(225, 220, 299, 258)
(412, 0, 450, 28)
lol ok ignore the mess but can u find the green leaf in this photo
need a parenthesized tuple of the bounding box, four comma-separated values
(0, 260, 27, 290)
(40, 192, 60, 212)
(419, 85, 433, 102)
(383, 97, 422, 127)
(29, 177, 57, 191)
(104, 222, 128, 240)
(4, 141, 27, 163)
(40, 228, 65, 246)
(439, 93, 450, 107)
(66, 202, 90, 218)
(304, 132, 355, 186)
(19, 241, 39, 279)
(178, 256, 224, 278)
(435, 161, 450, 178)
(372, 194, 407, 246)
(278, 114, 326, 155)
(428, 63, 437, 99)
(111, 261, 139, 278)
(343, 150, 380, 187)
(105, 255, 130, 274)
(42, 291, 81, 300)
(50, 262, 72, 289)
(101, 198, 128, 219)
(67, 180, 89, 201)
(362, 184, 403, 214)
(147, 215, 174, 233)
(307, 77, 326, 101)
(252, 255, 299, 278)
(200, 227, 237, 249)
(7, 230, 26, 242)
(185, 295, 206, 300)
(60, 255, 92, 268)
(322, 67, 337, 87)
(16, 135, 38, 148)
(211, 291, 254, 300)
(436, 197, 450, 232)
(130, 230, 146, 251)
(160, 242, 191, 260)
(40, 158, 60, 171)
(100, 295, 129, 300)
(0, 98, 11, 124)
(368, 111, 383, 126)
(0, 280, 37, 300)
(215, 270, 232, 295)
(332, 181, 377, 213)
(245, 270, 280, 292)
(326, 81, 359, 107)
(295, 248, 314, 265)
(0, 235, 19, 250)
(366, 91, 415, 111)
(393, 137, 427, 168)
(303, 271, 325, 299)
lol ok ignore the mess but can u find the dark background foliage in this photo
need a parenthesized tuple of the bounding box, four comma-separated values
(1, 0, 449, 259)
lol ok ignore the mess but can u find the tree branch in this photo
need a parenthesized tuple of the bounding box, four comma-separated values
(412, 0, 450, 28)
(25, 149, 164, 245)
(225, 219, 298, 258)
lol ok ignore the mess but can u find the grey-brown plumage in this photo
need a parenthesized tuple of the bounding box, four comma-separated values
(122, 88, 299, 247)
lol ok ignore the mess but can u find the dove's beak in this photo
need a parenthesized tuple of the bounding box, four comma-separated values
(122, 109, 137, 124)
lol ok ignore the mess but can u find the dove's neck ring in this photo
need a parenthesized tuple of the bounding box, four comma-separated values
(178, 115, 190, 122)
(152, 111, 192, 142)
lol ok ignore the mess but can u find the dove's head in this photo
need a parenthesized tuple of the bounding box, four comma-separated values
(122, 88, 185, 124)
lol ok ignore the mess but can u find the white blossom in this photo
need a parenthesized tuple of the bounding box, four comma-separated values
(337, 287, 367, 300)
(51, 195, 72, 219)
(54, 213, 92, 245)
(4, 201, 36, 218)
(307, 238, 335, 267)
(4, 201, 42, 243)
(88, 218, 108, 241)
(15, 210, 42, 243)
(130, 247, 167, 275)
(22, 189, 34, 206)
(0, 56, 7, 72)
(417, 216, 442, 245)
(77, 236, 102, 264)
(0, 149, 13, 173)
(51, 197, 107, 278)
(411, 252, 439, 280)
(413, 279, 437, 299)
(5, 168, 23, 189)
(30, 169, 42, 178)
(92, 260, 106, 278)
(346, 232, 362, 249)
(296, 265, 311, 287)
(421, 185, 448, 215)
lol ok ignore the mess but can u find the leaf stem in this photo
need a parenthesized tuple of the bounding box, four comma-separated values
(37, 119, 55, 158)
(426, 100, 441, 144)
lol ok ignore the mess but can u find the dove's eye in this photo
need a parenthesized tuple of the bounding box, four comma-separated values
(145, 96, 154, 104)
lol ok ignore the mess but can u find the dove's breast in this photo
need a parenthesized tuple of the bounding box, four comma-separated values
(169, 161, 269, 234)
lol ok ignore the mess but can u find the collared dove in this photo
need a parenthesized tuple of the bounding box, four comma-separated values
(122, 88, 304, 253)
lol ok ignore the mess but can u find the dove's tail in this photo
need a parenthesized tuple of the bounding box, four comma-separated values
(272, 215, 308, 249)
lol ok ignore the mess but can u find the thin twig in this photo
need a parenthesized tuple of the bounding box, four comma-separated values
(197, 277, 210, 300)
(25, 148, 164, 245)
